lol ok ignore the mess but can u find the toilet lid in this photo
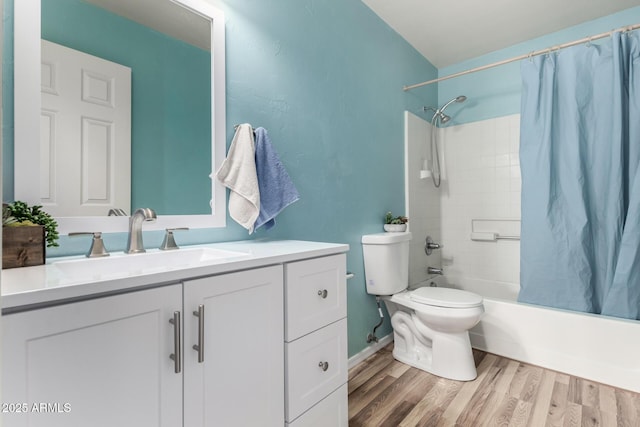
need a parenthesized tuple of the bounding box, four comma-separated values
(410, 287, 483, 308)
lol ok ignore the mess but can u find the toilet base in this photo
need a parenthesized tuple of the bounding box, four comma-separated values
(390, 315, 478, 381)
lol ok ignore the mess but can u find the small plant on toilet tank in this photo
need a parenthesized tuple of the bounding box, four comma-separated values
(384, 212, 408, 232)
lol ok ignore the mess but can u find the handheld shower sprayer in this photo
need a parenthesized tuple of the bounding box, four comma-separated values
(422, 95, 467, 188)
(440, 95, 467, 111)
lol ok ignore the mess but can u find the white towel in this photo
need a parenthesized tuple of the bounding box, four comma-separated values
(215, 124, 260, 233)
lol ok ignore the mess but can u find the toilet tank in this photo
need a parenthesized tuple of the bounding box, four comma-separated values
(361, 232, 412, 296)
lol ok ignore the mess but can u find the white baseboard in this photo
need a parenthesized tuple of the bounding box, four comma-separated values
(348, 333, 394, 369)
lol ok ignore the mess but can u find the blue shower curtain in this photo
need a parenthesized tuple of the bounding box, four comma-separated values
(519, 31, 640, 320)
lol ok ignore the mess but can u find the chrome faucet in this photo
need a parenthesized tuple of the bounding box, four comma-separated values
(427, 267, 444, 275)
(125, 208, 157, 254)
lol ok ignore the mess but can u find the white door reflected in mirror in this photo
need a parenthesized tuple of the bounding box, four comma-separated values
(41, 40, 131, 217)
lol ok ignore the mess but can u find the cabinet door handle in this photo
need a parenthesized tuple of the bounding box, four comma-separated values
(192, 304, 205, 363)
(318, 361, 329, 371)
(317, 289, 328, 299)
(169, 311, 181, 374)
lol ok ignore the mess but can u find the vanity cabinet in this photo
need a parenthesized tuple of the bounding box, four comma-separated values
(2, 285, 184, 427)
(183, 265, 284, 427)
(284, 254, 348, 426)
(2, 265, 283, 427)
(2, 242, 350, 427)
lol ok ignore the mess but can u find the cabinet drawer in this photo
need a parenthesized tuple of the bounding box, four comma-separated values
(286, 383, 348, 427)
(285, 318, 348, 422)
(285, 254, 346, 341)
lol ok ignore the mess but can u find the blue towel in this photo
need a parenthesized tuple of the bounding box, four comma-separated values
(253, 127, 300, 231)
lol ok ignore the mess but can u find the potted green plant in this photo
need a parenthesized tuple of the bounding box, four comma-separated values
(3, 201, 59, 268)
(384, 212, 408, 232)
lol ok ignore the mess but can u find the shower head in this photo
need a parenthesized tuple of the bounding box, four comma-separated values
(428, 95, 466, 125)
(423, 95, 466, 125)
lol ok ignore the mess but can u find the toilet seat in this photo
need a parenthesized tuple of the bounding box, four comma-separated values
(410, 287, 483, 308)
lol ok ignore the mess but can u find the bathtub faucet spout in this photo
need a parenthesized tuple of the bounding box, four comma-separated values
(428, 267, 444, 275)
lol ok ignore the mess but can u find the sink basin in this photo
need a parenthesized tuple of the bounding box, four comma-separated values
(51, 247, 249, 281)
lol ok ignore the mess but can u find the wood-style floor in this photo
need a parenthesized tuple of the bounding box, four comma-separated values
(348, 344, 640, 427)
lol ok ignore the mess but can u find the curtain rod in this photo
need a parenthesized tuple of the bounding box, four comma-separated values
(403, 23, 640, 91)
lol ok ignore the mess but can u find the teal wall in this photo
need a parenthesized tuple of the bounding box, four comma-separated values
(216, 0, 437, 357)
(434, 6, 640, 126)
(11, 1, 637, 359)
(3, 0, 437, 357)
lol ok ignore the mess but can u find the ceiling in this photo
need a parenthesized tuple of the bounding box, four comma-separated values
(84, 0, 211, 51)
(362, 0, 640, 68)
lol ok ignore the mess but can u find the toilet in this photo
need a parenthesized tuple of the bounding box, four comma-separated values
(362, 232, 484, 381)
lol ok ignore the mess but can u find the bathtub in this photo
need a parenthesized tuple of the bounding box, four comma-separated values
(427, 276, 640, 393)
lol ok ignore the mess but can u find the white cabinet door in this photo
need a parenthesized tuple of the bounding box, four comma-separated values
(183, 266, 284, 427)
(2, 285, 182, 427)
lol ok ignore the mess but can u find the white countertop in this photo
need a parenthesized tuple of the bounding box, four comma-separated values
(1, 239, 349, 312)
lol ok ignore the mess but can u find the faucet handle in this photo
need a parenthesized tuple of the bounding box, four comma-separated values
(425, 235, 443, 256)
(159, 228, 189, 251)
(69, 232, 110, 258)
(108, 208, 127, 216)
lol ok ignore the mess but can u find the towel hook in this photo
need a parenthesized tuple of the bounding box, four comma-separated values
(233, 123, 255, 135)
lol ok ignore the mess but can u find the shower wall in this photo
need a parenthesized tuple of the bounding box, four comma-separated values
(404, 111, 441, 286)
(405, 113, 520, 287)
(440, 114, 521, 284)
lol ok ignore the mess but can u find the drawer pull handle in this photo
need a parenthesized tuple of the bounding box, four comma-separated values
(318, 361, 329, 371)
(169, 311, 181, 374)
(318, 289, 328, 299)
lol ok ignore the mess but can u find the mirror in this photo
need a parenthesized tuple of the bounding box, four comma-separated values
(12, 0, 226, 234)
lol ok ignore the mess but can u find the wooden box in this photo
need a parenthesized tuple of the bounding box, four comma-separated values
(2, 226, 45, 269)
